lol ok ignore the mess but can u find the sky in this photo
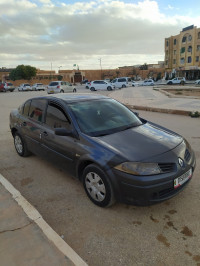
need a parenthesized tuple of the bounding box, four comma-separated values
(0, 0, 200, 71)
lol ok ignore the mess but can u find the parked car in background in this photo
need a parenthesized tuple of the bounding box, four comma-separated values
(89, 80, 115, 91)
(10, 94, 196, 207)
(0, 82, 15, 92)
(32, 83, 45, 91)
(167, 77, 185, 85)
(47, 81, 76, 94)
(85, 82, 90, 89)
(112, 77, 131, 88)
(18, 83, 32, 91)
(142, 79, 154, 86)
(194, 79, 200, 85)
(80, 79, 88, 85)
(132, 81, 139, 87)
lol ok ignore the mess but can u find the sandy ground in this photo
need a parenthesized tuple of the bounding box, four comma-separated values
(163, 88, 200, 97)
(0, 90, 200, 266)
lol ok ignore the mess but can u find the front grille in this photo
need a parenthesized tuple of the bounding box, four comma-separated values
(158, 163, 175, 173)
(184, 149, 191, 162)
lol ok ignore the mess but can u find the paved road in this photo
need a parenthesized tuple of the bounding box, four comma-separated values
(0, 90, 200, 266)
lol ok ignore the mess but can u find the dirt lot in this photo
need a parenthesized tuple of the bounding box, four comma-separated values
(0, 91, 200, 266)
(163, 88, 200, 97)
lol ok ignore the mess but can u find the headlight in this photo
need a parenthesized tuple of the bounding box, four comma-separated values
(114, 162, 161, 176)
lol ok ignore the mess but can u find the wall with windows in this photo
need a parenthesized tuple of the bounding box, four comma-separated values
(165, 25, 200, 79)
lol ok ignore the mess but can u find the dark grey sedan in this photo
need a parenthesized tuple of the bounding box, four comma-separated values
(10, 94, 196, 207)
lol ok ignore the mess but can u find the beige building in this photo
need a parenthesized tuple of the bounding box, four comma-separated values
(165, 25, 200, 80)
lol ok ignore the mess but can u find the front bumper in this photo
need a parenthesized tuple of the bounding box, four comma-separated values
(107, 149, 196, 206)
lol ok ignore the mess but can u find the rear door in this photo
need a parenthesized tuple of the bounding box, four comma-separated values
(20, 99, 47, 155)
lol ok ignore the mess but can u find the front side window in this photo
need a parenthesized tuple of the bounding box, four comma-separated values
(45, 103, 71, 130)
(29, 99, 46, 122)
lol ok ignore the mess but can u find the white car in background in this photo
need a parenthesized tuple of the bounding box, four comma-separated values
(47, 81, 76, 94)
(112, 77, 131, 88)
(32, 83, 45, 91)
(89, 80, 115, 91)
(18, 83, 32, 91)
(132, 81, 140, 87)
(194, 79, 200, 85)
(142, 79, 154, 86)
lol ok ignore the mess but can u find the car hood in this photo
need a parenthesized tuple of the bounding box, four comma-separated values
(96, 123, 183, 162)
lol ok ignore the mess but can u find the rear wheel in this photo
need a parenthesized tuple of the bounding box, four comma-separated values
(60, 89, 64, 93)
(14, 133, 30, 157)
(90, 87, 95, 91)
(73, 88, 77, 92)
(122, 84, 126, 88)
(82, 164, 115, 207)
(107, 86, 112, 91)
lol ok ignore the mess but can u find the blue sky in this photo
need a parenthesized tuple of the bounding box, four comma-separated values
(1, 0, 200, 70)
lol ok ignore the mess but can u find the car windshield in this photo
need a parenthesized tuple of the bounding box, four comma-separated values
(68, 99, 142, 137)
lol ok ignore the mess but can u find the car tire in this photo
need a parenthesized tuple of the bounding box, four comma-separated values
(107, 86, 112, 91)
(90, 87, 95, 91)
(60, 89, 64, 93)
(73, 88, 77, 92)
(168, 81, 172, 85)
(122, 84, 126, 88)
(82, 164, 115, 207)
(14, 133, 30, 157)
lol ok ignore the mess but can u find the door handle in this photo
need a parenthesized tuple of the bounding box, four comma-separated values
(42, 131, 48, 137)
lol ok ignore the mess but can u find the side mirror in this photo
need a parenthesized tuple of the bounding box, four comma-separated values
(54, 128, 76, 138)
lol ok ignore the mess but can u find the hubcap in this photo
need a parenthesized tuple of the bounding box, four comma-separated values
(85, 172, 106, 202)
(15, 136, 23, 154)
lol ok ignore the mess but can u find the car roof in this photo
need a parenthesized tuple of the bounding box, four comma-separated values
(29, 93, 110, 103)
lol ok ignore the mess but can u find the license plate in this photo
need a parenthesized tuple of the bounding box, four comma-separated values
(174, 168, 192, 188)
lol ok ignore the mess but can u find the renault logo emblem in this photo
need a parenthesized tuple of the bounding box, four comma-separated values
(178, 158, 184, 167)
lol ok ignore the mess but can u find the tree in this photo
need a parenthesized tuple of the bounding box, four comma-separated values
(139, 63, 148, 70)
(9, 65, 37, 81)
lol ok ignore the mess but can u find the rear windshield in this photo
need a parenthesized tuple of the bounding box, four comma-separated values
(49, 82, 59, 86)
(68, 99, 142, 137)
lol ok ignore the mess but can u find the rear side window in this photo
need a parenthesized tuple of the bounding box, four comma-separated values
(118, 78, 126, 82)
(29, 99, 47, 122)
(45, 103, 71, 130)
(23, 100, 31, 116)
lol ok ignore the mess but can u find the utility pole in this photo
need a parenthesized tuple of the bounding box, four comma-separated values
(99, 58, 102, 79)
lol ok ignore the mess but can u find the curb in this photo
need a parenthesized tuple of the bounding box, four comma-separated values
(126, 104, 191, 116)
(0, 173, 88, 266)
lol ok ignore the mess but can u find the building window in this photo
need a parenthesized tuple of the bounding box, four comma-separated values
(180, 58, 185, 64)
(197, 45, 200, 51)
(196, 56, 199, 62)
(187, 56, 192, 63)
(198, 32, 200, 39)
(165, 60, 168, 65)
(188, 35, 192, 41)
(166, 40, 169, 47)
(180, 47, 185, 53)
(174, 39, 176, 45)
(182, 36, 187, 43)
(173, 59, 176, 64)
(173, 50, 176, 55)
(188, 46, 192, 52)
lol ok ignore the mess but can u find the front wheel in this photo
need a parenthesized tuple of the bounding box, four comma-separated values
(107, 86, 112, 91)
(122, 84, 126, 88)
(60, 89, 64, 93)
(82, 164, 115, 207)
(73, 88, 77, 92)
(90, 87, 95, 91)
(14, 133, 30, 157)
